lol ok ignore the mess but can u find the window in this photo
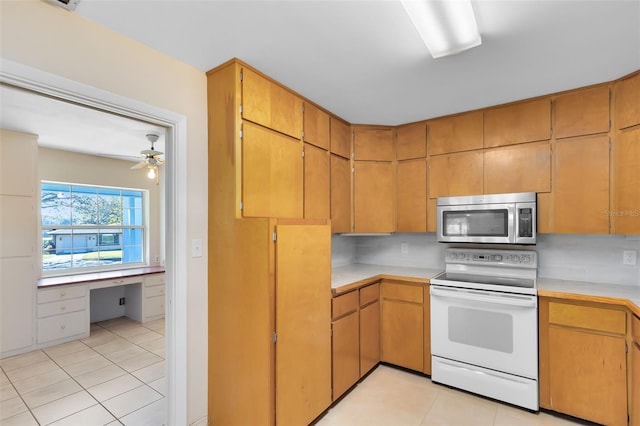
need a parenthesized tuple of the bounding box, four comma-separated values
(41, 182, 145, 274)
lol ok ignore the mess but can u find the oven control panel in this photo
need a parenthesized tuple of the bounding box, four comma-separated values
(445, 248, 537, 267)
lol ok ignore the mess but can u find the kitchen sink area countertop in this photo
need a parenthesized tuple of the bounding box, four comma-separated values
(538, 277, 640, 317)
(331, 263, 442, 295)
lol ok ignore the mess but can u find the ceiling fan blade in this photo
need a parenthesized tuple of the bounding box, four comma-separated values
(131, 161, 147, 169)
(141, 149, 164, 156)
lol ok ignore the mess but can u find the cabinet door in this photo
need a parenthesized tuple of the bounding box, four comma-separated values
(613, 127, 640, 234)
(397, 122, 426, 160)
(353, 161, 395, 233)
(553, 135, 609, 233)
(332, 312, 360, 400)
(353, 127, 395, 161)
(554, 86, 610, 139)
(484, 99, 551, 148)
(429, 151, 483, 198)
(330, 117, 351, 158)
(304, 143, 330, 220)
(242, 67, 302, 139)
(548, 327, 627, 426)
(381, 299, 423, 372)
(484, 142, 551, 195)
(632, 338, 640, 426)
(242, 122, 303, 218)
(304, 103, 330, 150)
(360, 300, 380, 377)
(397, 159, 426, 232)
(330, 154, 351, 233)
(429, 111, 483, 155)
(275, 224, 331, 426)
(616, 72, 640, 130)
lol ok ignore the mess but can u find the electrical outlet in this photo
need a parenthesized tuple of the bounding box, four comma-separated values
(400, 243, 409, 254)
(623, 250, 637, 266)
(119, 297, 125, 306)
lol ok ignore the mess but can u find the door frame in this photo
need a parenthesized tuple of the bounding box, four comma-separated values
(0, 58, 189, 424)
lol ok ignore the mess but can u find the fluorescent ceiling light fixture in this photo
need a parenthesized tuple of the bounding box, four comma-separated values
(401, 0, 482, 58)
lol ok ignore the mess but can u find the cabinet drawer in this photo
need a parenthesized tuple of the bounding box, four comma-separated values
(382, 282, 423, 304)
(144, 296, 165, 319)
(145, 273, 165, 287)
(633, 314, 640, 343)
(360, 283, 380, 307)
(145, 284, 165, 298)
(332, 291, 358, 320)
(549, 302, 626, 335)
(37, 310, 88, 343)
(37, 285, 86, 304)
(37, 297, 86, 318)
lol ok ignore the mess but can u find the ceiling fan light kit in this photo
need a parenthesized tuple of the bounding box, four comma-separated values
(131, 133, 163, 184)
(401, 0, 482, 58)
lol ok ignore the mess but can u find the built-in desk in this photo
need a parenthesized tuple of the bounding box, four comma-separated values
(36, 267, 165, 349)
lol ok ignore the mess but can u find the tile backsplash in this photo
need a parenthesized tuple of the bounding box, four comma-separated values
(332, 233, 640, 286)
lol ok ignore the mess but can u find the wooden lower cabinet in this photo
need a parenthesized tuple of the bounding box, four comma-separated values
(380, 280, 425, 373)
(331, 291, 360, 401)
(539, 298, 628, 426)
(632, 315, 640, 426)
(359, 283, 380, 376)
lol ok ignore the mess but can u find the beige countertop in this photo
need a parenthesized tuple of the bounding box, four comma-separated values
(331, 264, 442, 295)
(332, 264, 640, 317)
(538, 277, 640, 317)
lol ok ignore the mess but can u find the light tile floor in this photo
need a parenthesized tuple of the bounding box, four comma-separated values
(0, 317, 165, 426)
(314, 365, 593, 426)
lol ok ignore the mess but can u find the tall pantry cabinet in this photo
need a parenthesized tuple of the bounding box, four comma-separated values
(0, 129, 38, 358)
(207, 59, 331, 426)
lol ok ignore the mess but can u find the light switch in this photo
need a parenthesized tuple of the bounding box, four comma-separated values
(192, 238, 203, 258)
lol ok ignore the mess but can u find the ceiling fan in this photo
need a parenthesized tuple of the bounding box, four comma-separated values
(131, 134, 164, 183)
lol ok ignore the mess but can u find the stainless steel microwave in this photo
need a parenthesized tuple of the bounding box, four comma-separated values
(436, 192, 536, 244)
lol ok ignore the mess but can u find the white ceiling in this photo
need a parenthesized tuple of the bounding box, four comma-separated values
(1, 0, 639, 159)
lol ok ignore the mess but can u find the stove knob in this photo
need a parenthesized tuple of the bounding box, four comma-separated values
(512, 255, 520, 263)
(494, 254, 503, 262)
(521, 255, 531, 264)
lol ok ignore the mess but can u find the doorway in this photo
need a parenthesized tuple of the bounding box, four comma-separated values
(0, 59, 188, 424)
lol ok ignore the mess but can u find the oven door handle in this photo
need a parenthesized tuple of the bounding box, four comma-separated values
(430, 287, 536, 308)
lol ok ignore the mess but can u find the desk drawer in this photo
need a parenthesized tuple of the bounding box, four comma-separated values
(37, 297, 86, 318)
(145, 285, 165, 298)
(145, 273, 165, 287)
(144, 296, 165, 319)
(38, 286, 86, 304)
(37, 310, 88, 343)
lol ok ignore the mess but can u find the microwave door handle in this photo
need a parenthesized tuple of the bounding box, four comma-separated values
(508, 204, 516, 244)
(431, 287, 536, 308)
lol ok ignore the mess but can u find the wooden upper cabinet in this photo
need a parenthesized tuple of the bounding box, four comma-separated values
(553, 135, 610, 234)
(554, 86, 610, 139)
(428, 151, 483, 199)
(303, 103, 330, 150)
(330, 154, 351, 233)
(484, 142, 551, 195)
(484, 98, 551, 148)
(397, 159, 427, 232)
(353, 161, 395, 232)
(242, 122, 303, 218)
(428, 111, 483, 155)
(241, 67, 303, 139)
(353, 127, 395, 161)
(616, 72, 640, 130)
(330, 117, 351, 159)
(397, 122, 426, 160)
(304, 143, 330, 220)
(613, 127, 640, 234)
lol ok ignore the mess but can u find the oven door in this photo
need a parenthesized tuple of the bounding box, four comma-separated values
(430, 284, 538, 379)
(436, 203, 515, 244)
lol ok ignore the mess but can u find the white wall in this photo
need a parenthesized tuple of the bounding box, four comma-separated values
(334, 233, 640, 286)
(0, 2, 208, 423)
